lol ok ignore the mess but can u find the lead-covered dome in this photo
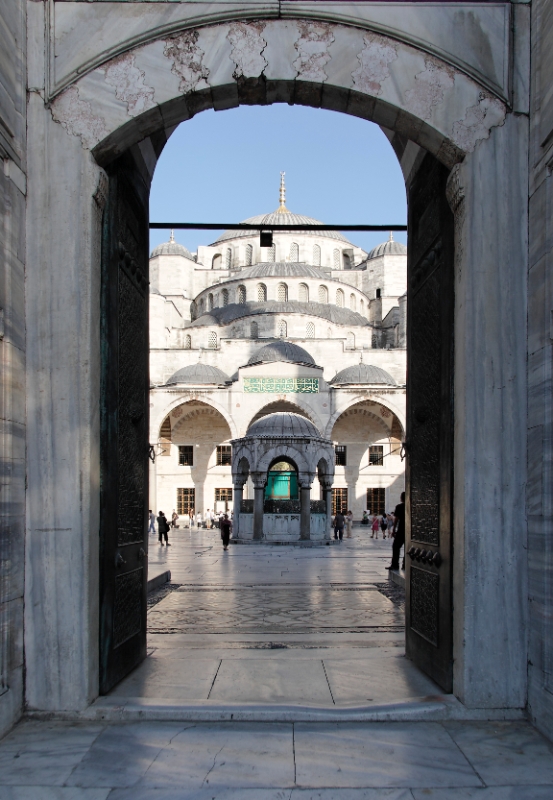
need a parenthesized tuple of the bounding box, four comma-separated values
(151, 232, 194, 260)
(166, 363, 229, 385)
(213, 212, 352, 245)
(330, 363, 397, 386)
(366, 233, 407, 260)
(246, 341, 318, 367)
(247, 412, 321, 438)
(237, 262, 329, 280)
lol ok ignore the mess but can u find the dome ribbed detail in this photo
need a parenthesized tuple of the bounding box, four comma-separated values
(166, 363, 229, 385)
(330, 363, 397, 386)
(212, 211, 352, 245)
(236, 262, 329, 279)
(246, 412, 321, 438)
(151, 238, 194, 260)
(189, 301, 369, 328)
(366, 237, 407, 260)
(246, 341, 318, 367)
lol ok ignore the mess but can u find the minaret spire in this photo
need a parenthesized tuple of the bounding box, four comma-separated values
(277, 172, 288, 213)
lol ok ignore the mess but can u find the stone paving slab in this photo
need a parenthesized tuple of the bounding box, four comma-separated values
(0, 721, 552, 797)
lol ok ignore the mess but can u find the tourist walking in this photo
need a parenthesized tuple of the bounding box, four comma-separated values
(157, 511, 171, 546)
(387, 512, 395, 538)
(196, 511, 203, 528)
(380, 513, 388, 539)
(346, 510, 354, 538)
(371, 514, 381, 539)
(334, 509, 345, 541)
(148, 509, 156, 534)
(387, 492, 405, 571)
(220, 513, 232, 551)
(171, 510, 179, 529)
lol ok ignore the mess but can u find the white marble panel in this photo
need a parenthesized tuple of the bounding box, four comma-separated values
(209, 658, 333, 703)
(238, 514, 253, 537)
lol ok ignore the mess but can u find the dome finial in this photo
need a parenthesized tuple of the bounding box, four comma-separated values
(277, 171, 288, 214)
(169, 229, 175, 243)
(388, 231, 394, 242)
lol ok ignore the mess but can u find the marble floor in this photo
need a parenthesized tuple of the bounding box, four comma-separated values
(110, 527, 432, 707)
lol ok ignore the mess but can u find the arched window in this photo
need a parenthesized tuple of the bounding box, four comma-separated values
(346, 331, 355, 349)
(266, 244, 276, 263)
(299, 283, 309, 303)
(306, 322, 315, 339)
(237, 285, 246, 304)
(350, 293, 356, 311)
(277, 283, 288, 302)
(360, 299, 364, 315)
(199, 297, 205, 313)
(208, 293, 214, 311)
(245, 243, 253, 266)
(250, 321, 258, 339)
(222, 288, 229, 306)
(313, 244, 321, 266)
(333, 249, 340, 269)
(336, 288, 344, 307)
(208, 331, 217, 349)
(212, 254, 221, 269)
(318, 285, 328, 304)
(184, 334, 191, 349)
(290, 242, 299, 261)
(257, 283, 267, 302)
(226, 248, 232, 268)
(278, 319, 287, 338)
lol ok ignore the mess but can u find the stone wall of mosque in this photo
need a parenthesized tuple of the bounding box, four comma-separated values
(0, 0, 26, 739)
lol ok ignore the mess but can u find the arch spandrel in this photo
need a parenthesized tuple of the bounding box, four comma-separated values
(50, 20, 507, 168)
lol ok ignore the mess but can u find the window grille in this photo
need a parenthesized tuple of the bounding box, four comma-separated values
(245, 244, 253, 265)
(222, 289, 229, 306)
(369, 445, 384, 466)
(237, 285, 246, 304)
(208, 293, 213, 310)
(178, 445, 194, 466)
(216, 445, 232, 466)
(226, 248, 232, 268)
(199, 298, 205, 312)
(336, 289, 344, 307)
(266, 244, 276, 262)
(333, 249, 340, 269)
(177, 487, 195, 515)
(335, 445, 347, 466)
(277, 283, 288, 302)
(366, 487, 385, 516)
(332, 487, 348, 516)
(250, 321, 259, 339)
(184, 334, 191, 350)
(306, 322, 315, 339)
(299, 283, 309, 303)
(346, 331, 355, 349)
(257, 283, 267, 302)
(278, 320, 287, 338)
(313, 244, 321, 266)
(350, 293, 356, 311)
(208, 331, 217, 349)
(290, 242, 299, 261)
(318, 285, 328, 303)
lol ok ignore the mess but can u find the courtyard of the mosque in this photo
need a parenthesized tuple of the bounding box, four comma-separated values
(1, 527, 552, 797)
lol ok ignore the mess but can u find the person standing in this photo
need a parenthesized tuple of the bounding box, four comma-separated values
(380, 513, 388, 539)
(157, 511, 171, 546)
(148, 510, 156, 534)
(345, 510, 353, 538)
(371, 513, 381, 539)
(171, 510, 179, 529)
(387, 492, 405, 571)
(220, 513, 232, 551)
(334, 509, 345, 541)
(196, 511, 203, 529)
(189, 508, 195, 528)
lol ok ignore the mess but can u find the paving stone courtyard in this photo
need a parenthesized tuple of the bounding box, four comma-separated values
(1, 527, 553, 797)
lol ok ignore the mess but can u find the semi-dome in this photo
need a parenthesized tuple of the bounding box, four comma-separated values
(247, 341, 318, 367)
(237, 262, 329, 280)
(150, 232, 194, 260)
(166, 362, 229, 385)
(246, 412, 321, 438)
(330, 363, 397, 386)
(366, 233, 407, 260)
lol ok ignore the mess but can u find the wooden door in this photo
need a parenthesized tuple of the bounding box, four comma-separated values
(405, 152, 455, 692)
(99, 152, 150, 694)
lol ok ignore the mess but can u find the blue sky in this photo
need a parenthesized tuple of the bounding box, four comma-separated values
(149, 104, 407, 256)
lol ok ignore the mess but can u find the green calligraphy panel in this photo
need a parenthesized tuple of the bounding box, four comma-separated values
(244, 377, 319, 394)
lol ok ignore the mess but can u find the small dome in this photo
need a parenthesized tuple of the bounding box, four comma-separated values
(247, 412, 321, 438)
(247, 341, 318, 367)
(166, 363, 229, 385)
(150, 232, 194, 260)
(366, 233, 407, 260)
(330, 363, 397, 386)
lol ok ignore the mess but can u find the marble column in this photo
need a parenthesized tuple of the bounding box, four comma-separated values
(324, 486, 333, 539)
(233, 485, 243, 537)
(253, 485, 264, 540)
(300, 485, 311, 540)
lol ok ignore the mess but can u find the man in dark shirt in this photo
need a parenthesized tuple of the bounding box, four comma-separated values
(334, 509, 346, 541)
(387, 492, 405, 570)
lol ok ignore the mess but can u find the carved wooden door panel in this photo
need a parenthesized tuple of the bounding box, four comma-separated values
(99, 153, 150, 694)
(406, 153, 454, 692)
